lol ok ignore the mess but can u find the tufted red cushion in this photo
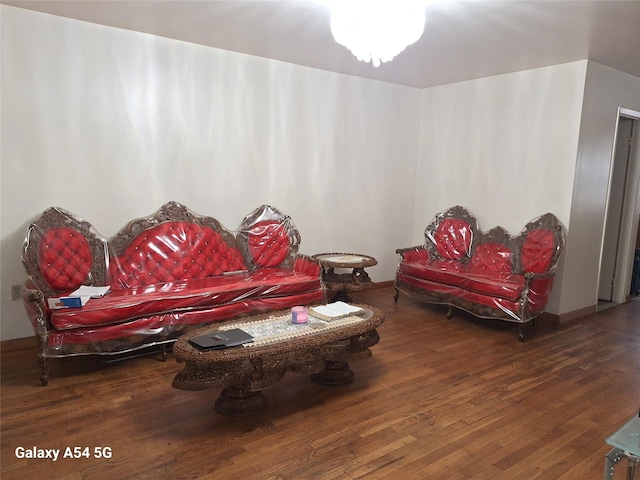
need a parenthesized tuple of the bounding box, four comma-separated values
(521, 229, 555, 273)
(108, 222, 246, 289)
(470, 243, 513, 274)
(247, 220, 290, 267)
(433, 219, 473, 260)
(38, 228, 92, 292)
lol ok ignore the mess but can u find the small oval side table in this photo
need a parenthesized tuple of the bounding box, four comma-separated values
(312, 253, 378, 302)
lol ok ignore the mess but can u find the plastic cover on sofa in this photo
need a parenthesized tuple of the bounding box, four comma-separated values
(394, 205, 565, 340)
(20, 202, 324, 384)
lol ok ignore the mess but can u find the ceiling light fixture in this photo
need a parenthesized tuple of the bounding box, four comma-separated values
(329, 1, 426, 67)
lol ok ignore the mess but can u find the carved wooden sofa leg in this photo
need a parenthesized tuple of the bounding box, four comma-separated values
(161, 344, 167, 362)
(38, 355, 49, 386)
(518, 320, 536, 342)
(394, 287, 400, 302)
(446, 305, 454, 319)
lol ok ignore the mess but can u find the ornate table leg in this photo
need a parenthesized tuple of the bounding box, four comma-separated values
(331, 289, 352, 302)
(214, 386, 266, 416)
(311, 360, 355, 385)
(352, 267, 371, 284)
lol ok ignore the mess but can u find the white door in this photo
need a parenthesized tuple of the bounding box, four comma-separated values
(598, 117, 634, 302)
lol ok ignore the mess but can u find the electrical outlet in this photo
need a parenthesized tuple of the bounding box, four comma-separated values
(11, 285, 21, 301)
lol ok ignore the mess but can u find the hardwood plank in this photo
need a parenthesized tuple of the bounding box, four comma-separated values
(1, 287, 638, 480)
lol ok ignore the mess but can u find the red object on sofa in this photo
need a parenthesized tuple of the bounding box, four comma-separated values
(394, 205, 565, 341)
(20, 202, 325, 385)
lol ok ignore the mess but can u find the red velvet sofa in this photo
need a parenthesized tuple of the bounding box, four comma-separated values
(394, 206, 565, 340)
(21, 202, 325, 385)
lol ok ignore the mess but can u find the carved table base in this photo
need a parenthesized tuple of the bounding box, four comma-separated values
(214, 386, 267, 416)
(172, 305, 384, 416)
(215, 359, 355, 415)
(311, 360, 355, 385)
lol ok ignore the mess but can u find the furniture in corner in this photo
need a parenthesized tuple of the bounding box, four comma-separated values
(394, 205, 565, 341)
(312, 253, 377, 302)
(20, 201, 325, 385)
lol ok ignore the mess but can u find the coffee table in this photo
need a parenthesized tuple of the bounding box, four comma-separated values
(172, 304, 384, 416)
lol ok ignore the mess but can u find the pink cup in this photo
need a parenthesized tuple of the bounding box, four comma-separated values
(291, 306, 308, 324)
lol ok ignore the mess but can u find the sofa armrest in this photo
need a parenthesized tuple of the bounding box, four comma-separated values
(396, 246, 429, 262)
(293, 254, 322, 277)
(21, 281, 51, 337)
(523, 271, 556, 292)
(524, 271, 554, 280)
(520, 271, 557, 319)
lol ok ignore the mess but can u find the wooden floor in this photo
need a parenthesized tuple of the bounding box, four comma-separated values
(1, 287, 639, 480)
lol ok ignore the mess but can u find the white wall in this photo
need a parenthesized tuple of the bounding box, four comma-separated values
(416, 62, 588, 315)
(3, 6, 639, 342)
(417, 62, 587, 234)
(557, 62, 640, 314)
(415, 61, 640, 317)
(0, 6, 421, 341)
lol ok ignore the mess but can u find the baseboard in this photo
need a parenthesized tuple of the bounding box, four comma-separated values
(535, 311, 560, 327)
(369, 280, 394, 290)
(0, 336, 36, 353)
(558, 304, 597, 323)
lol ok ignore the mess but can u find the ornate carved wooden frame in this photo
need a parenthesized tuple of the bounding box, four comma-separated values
(423, 205, 481, 262)
(22, 207, 107, 298)
(511, 212, 566, 275)
(236, 204, 301, 270)
(107, 201, 239, 257)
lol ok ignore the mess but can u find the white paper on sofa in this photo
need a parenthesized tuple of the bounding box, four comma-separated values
(70, 285, 111, 298)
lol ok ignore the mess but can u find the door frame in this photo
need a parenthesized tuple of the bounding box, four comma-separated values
(598, 107, 640, 308)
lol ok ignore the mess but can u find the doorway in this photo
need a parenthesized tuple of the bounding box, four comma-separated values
(598, 109, 640, 309)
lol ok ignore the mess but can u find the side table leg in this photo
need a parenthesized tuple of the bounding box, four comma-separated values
(627, 458, 636, 480)
(352, 267, 371, 284)
(605, 448, 626, 480)
(311, 360, 355, 385)
(214, 386, 266, 416)
(331, 289, 352, 303)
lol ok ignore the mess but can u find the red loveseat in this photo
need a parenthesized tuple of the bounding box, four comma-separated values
(21, 202, 325, 385)
(394, 206, 565, 341)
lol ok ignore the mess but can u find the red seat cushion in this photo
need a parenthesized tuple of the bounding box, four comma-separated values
(399, 259, 524, 301)
(50, 270, 321, 330)
(397, 273, 523, 318)
(46, 290, 325, 347)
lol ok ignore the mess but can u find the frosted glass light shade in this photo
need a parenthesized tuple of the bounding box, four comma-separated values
(330, 1, 426, 67)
